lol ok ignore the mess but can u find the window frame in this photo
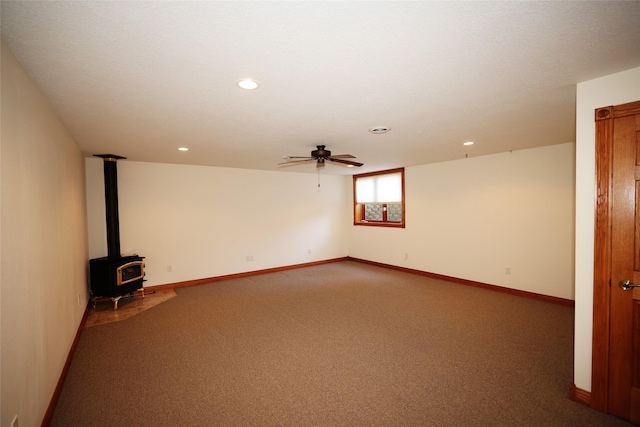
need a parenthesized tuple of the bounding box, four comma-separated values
(353, 167, 405, 228)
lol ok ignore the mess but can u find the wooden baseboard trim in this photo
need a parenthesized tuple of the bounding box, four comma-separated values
(41, 301, 91, 427)
(146, 256, 574, 307)
(144, 257, 349, 293)
(569, 383, 592, 406)
(347, 257, 575, 307)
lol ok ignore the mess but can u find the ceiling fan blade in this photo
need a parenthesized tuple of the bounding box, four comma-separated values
(278, 158, 316, 166)
(328, 154, 356, 159)
(328, 157, 363, 167)
(283, 156, 315, 159)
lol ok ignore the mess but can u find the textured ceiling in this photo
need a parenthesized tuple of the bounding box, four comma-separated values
(2, 1, 640, 175)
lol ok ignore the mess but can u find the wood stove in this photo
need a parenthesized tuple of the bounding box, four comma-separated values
(90, 256, 145, 296)
(90, 154, 145, 309)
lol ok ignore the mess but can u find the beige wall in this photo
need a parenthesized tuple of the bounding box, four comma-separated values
(574, 66, 640, 392)
(86, 144, 575, 299)
(350, 142, 576, 300)
(1, 42, 89, 427)
(86, 159, 351, 287)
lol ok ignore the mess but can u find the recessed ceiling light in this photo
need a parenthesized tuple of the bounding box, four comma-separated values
(463, 141, 474, 146)
(178, 147, 189, 152)
(237, 79, 259, 90)
(369, 126, 391, 134)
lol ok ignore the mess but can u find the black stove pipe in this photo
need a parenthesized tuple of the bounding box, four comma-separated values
(94, 154, 126, 259)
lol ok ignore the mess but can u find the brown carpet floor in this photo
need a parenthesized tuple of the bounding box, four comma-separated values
(50, 261, 634, 426)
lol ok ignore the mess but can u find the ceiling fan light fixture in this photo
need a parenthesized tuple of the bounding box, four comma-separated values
(237, 79, 259, 90)
(369, 126, 390, 134)
(178, 147, 189, 151)
(278, 145, 362, 168)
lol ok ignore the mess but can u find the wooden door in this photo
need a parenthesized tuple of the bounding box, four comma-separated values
(593, 100, 640, 423)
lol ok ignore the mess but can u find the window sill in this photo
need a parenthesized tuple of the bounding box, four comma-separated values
(354, 221, 405, 228)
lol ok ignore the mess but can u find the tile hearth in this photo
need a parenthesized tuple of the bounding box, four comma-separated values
(85, 289, 176, 327)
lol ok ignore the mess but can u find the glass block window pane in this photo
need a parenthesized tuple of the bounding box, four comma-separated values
(365, 203, 383, 221)
(387, 203, 402, 222)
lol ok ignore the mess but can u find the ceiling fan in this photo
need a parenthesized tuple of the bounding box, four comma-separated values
(279, 145, 363, 169)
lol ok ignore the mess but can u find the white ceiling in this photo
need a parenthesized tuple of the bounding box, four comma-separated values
(2, 1, 640, 175)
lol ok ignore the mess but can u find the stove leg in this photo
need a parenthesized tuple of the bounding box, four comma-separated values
(111, 296, 122, 310)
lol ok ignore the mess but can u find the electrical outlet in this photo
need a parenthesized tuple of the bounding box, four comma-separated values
(505, 267, 511, 275)
(404, 252, 408, 261)
(167, 265, 172, 272)
(11, 414, 18, 427)
(246, 256, 253, 262)
(307, 249, 311, 254)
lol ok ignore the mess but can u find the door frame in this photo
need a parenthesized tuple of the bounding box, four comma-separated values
(592, 100, 640, 413)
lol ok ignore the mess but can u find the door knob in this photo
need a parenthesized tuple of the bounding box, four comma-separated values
(619, 279, 640, 291)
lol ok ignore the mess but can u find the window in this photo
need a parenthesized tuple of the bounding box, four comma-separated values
(353, 168, 405, 227)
